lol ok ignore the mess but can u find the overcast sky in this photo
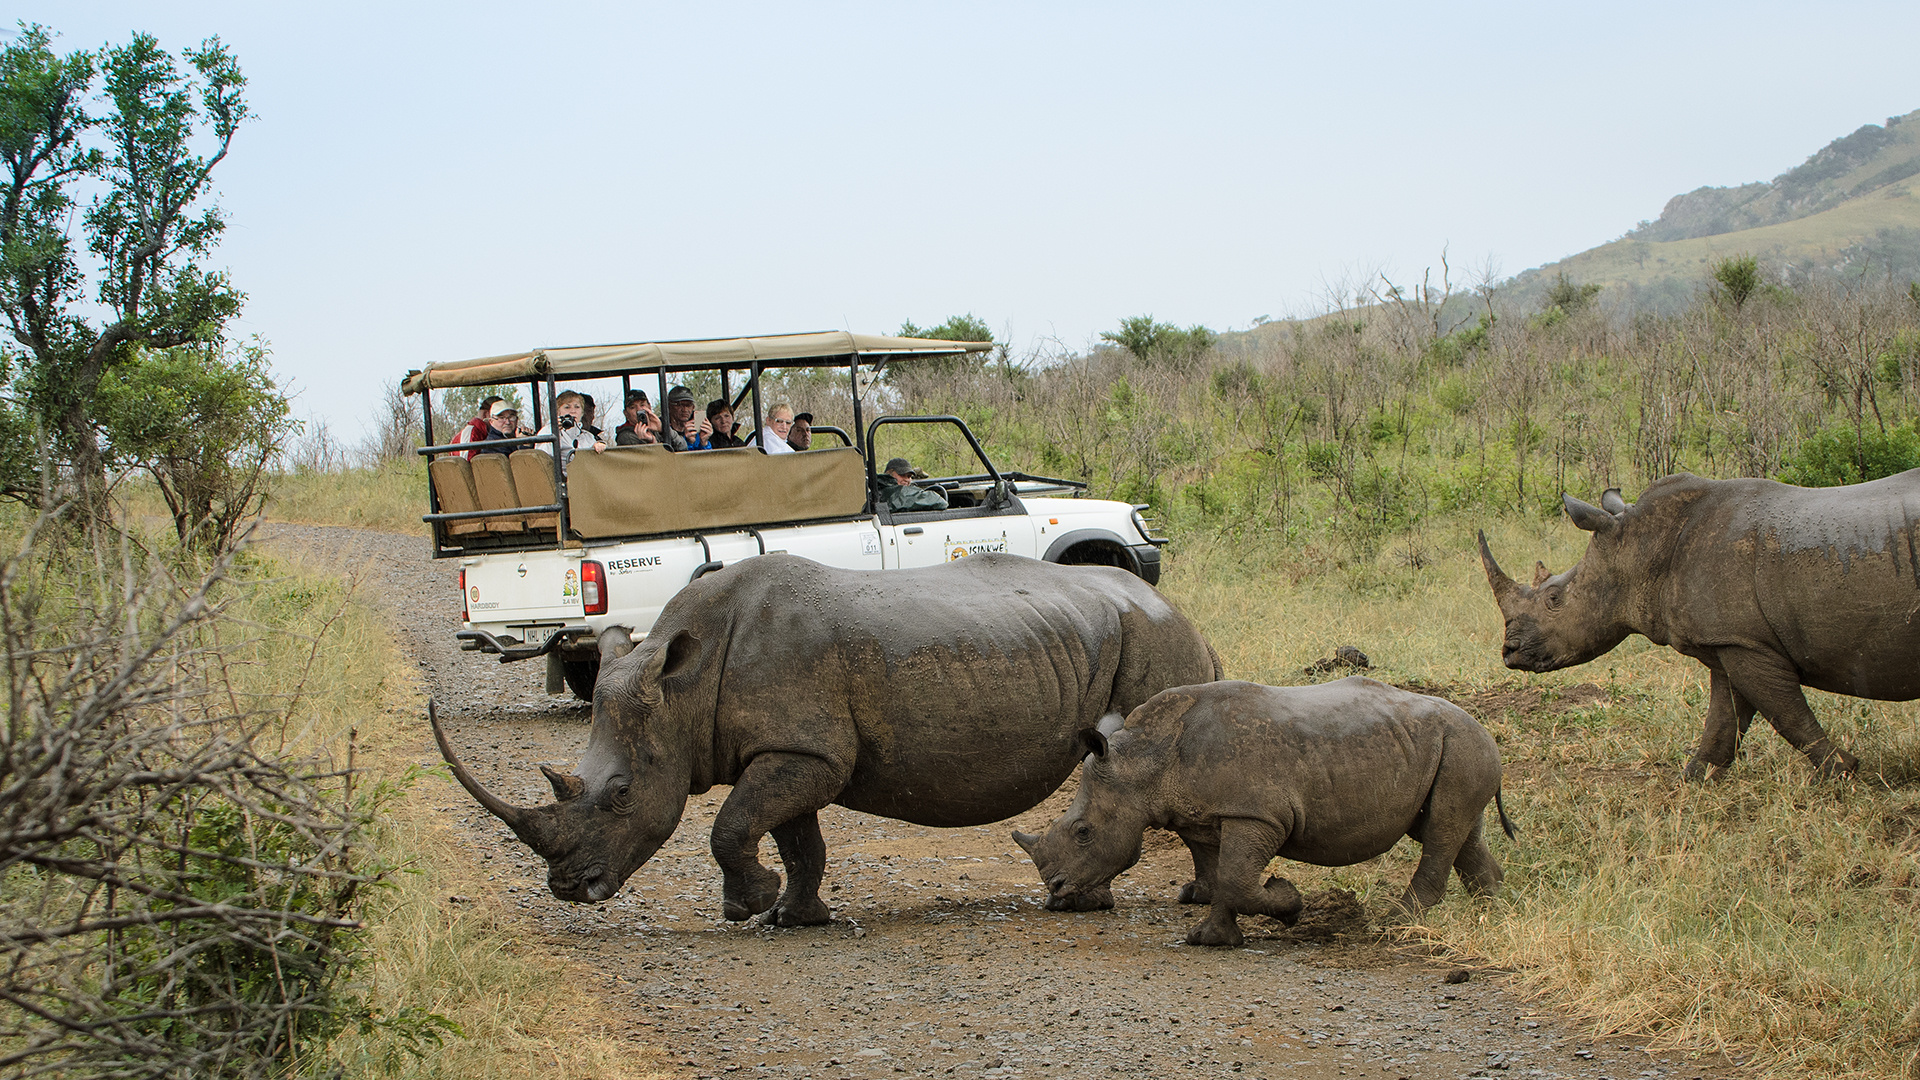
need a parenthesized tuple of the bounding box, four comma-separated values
(16, 2, 1920, 444)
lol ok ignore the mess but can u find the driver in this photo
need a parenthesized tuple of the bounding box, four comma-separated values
(882, 457, 948, 513)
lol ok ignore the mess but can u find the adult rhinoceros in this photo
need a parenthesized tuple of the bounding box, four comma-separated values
(432, 552, 1221, 924)
(1477, 471, 1920, 779)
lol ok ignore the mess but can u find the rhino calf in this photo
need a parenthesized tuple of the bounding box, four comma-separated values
(1013, 678, 1515, 947)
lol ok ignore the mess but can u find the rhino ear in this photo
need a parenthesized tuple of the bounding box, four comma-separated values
(1531, 561, 1552, 588)
(540, 764, 587, 802)
(1600, 488, 1628, 515)
(657, 630, 701, 683)
(1563, 494, 1617, 534)
(1073, 727, 1110, 760)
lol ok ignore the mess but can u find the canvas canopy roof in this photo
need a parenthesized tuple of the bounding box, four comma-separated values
(400, 330, 993, 395)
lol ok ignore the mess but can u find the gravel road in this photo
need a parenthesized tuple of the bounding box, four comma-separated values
(262, 523, 1750, 1080)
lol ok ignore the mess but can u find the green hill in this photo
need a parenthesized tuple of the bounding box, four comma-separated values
(1507, 107, 1920, 312)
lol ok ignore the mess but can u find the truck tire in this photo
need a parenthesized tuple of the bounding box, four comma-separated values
(562, 658, 599, 701)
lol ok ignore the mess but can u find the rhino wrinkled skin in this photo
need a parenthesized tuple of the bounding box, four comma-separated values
(1013, 678, 1514, 948)
(1479, 471, 1920, 779)
(433, 553, 1221, 924)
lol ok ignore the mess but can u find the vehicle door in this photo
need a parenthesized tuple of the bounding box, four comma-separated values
(868, 415, 1040, 569)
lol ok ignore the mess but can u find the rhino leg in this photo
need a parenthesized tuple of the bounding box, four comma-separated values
(766, 812, 832, 927)
(1399, 770, 1502, 915)
(1687, 669, 1758, 780)
(1176, 833, 1216, 905)
(1449, 817, 1504, 898)
(1719, 648, 1861, 778)
(711, 752, 847, 922)
(1186, 818, 1301, 948)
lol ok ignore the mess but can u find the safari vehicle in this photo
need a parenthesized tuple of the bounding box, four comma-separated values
(402, 331, 1167, 698)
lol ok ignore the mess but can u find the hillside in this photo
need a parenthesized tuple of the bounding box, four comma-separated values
(1506, 107, 1920, 312)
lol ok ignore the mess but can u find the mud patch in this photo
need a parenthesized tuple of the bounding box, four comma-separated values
(1271, 887, 1368, 943)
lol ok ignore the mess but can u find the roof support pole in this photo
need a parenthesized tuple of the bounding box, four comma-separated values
(547, 374, 568, 547)
(749, 360, 763, 452)
(422, 390, 441, 554)
(848, 355, 864, 455)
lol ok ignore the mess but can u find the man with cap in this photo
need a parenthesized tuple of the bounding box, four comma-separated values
(615, 389, 660, 446)
(787, 411, 813, 452)
(453, 394, 505, 458)
(662, 385, 712, 452)
(881, 457, 948, 513)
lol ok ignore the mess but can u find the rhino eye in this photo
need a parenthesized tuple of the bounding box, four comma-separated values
(1073, 821, 1092, 844)
(1543, 587, 1564, 611)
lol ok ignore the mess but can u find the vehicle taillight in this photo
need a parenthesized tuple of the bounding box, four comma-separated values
(581, 560, 607, 615)
(459, 569, 469, 622)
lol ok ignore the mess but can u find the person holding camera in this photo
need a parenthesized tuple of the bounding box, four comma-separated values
(536, 390, 606, 471)
(615, 390, 661, 446)
(661, 385, 712, 452)
(706, 399, 746, 448)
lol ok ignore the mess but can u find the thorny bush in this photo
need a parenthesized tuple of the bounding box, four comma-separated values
(0, 495, 448, 1079)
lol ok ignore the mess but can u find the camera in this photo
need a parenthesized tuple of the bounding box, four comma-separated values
(558, 415, 576, 430)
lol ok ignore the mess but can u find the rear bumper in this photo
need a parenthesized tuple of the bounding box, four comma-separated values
(457, 626, 591, 662)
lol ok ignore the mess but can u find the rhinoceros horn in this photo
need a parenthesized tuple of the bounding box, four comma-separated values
(428, 700, 556, 853)
(1010, 830, 1039, 857)
(540, 764, 587, 801)
(1477, 530, 1525, 608)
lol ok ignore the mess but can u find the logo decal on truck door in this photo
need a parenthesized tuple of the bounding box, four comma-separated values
(948, 538, 1009, 561)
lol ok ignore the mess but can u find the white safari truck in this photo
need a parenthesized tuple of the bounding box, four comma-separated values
(403, 331, 1166, 698)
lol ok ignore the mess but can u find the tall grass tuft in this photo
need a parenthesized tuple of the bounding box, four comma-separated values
(261, 544, 662, 1079)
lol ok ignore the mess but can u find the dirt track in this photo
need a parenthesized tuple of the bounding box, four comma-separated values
(266, 524, 1749, 1080)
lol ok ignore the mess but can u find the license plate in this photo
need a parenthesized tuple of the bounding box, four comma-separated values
(519, 625, 559, 647)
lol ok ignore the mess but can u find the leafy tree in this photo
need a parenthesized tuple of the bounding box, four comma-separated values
(1542, 271, 1602, 315)
(900, 313, 994, 344)
(1099, 314, 1216, 366)
(439, 383, 527, 431)
(1711, 254, 1761, 311)
(0, 23, 249, 500)
(896, 313, 1000, 379)
(95, 341, 295, 551)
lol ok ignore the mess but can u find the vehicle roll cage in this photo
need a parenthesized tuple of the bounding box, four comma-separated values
(411, 346, 1086, 550)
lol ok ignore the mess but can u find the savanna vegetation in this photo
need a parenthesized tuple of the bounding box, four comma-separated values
(0, 23, 644, 1079)
(270, 261, 1920, 1075)
(9, 14, 1918, 1074)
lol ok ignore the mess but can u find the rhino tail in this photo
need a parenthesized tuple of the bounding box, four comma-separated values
(1493, 788, 1518, 841)
(1208, 642, 1224, 681)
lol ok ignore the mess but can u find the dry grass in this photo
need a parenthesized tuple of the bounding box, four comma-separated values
(231, 550, 665, 1079)
(265, 461, 429, 535)
(1160, 518, 1920, 1079)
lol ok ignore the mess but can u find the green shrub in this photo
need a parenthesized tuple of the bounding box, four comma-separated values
(1777, 424, 1920, 486)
